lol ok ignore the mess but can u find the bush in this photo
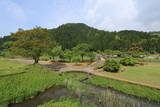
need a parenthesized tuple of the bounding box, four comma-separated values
(0, 51, 17, 58)
(96, 64, 104, 69)
(120, 56, 138, 66)
(126, 52, 149, 58)
(103, 60, 121, 72)
(40, 55, 50, 61)
(87, 52, 96, 62)
(72, 56, 81, 62)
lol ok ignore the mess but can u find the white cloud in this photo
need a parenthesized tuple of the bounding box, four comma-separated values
(84, 0, 160, 31)
(84, 0, 138, 30)
(134, 0, 160, 31)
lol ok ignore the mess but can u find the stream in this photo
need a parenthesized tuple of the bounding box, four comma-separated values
(9, 83, 160, 107)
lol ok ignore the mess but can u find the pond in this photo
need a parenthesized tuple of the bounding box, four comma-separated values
(9, 81, 160, 107)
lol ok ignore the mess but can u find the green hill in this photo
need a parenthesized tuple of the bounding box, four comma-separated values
(50, 23, 159, 52)
(1, 23, 160, 53)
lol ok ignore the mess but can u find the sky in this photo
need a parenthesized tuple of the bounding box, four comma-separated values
(0, 0, 160, 37)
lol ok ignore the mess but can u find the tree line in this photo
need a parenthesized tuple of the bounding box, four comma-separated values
(51, 23, 160, 53)
(0, 23, 160, 63)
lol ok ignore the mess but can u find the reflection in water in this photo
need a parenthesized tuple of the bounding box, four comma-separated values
(9, 86, 69, 107)
(10, 83, 160, 107)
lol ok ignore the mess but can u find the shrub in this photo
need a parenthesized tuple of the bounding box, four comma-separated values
(126, 52, 148, 58)
(96, 64, 104, 69)
(120, 56, 138, 66)
(40, 55, 50, 61)
(72, 56, 81, 62)
(103, 60, 121, 72)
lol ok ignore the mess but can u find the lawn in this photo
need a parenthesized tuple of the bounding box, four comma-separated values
(101, 62, 160, 86)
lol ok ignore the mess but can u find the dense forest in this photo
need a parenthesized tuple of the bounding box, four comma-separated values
(51, 23, 160, 53)
(0, 23, 160, 54)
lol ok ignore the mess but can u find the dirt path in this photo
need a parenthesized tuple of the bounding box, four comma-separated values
(8, 58, 160, 90)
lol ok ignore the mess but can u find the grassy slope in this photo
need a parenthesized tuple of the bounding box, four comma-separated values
(0, 65, 61, 105)
(87, 76, 160, 102)
(0, 58, 26, 76)
(0, 59, 87, 106)
(102, 62, 160, 86)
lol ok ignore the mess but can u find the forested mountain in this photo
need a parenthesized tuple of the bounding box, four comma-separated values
(50, 23, 97, 49)
(50, 23, 160, 53)
(1, 23, 160, 53)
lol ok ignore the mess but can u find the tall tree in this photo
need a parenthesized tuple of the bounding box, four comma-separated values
(72, 43, 90, 62)
(50, 45, 63, 61)
(64, 49, 73, 62)
(11, 27, 54, 64)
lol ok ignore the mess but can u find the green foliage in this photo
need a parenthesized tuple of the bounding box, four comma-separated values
(103, 60, 121, 72)
(104, 50, 122, 56)
(63, 49, 73, 62)
(39, 55, 50, 61)
(87, 52, 96, 62)
(51, 24, 159, 53)
(1, 41, 13, 50)
(141, 38, 160, 53)
(96, 64, 104, 69)
(120, 56, 138, 66)
(0, 50, 15, 58)
(1, 23, 160, 55)
(126, 51, 149, 58)
(0, 64, 62, 105)
(39, 98, 96, 107)
(0, 59, 87, 106)
(10, 27, 54, 63)
(72, 43, 91, 62)
(50, 45, 63, 61)
(71, 56, 81, 62)
(0, 36, 14, 52)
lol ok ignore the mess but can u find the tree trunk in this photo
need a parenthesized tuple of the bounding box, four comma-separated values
(81, 55, 84, 62)
(34, 57, 39, 64)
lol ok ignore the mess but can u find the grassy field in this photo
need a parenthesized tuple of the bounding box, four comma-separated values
(101, 62, 160, 86)
(0, 59, 87, 106)
(0, 64, 60, 106)
(1, 58, 160, 106)
(0, 58, 26, 76)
